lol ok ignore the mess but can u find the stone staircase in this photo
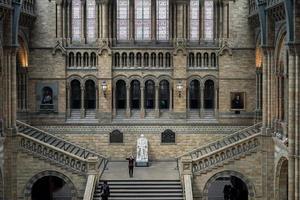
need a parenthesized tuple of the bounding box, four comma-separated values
(178, 123, 262, 174)
(66, 109, 98, 124)
(16, 120, 108, 175)
(93, 180, 184, 200)
(187, 109, 218, 123)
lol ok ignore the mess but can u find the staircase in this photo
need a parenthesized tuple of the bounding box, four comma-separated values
(178, 123, 262, 174)
(187, 109, 218, 123)
(66, 109, 98, 124)
(16, 120, 108, 175)
(93, 180, 184, 200)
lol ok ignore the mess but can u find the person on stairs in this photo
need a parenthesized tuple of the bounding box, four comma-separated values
(126, 155, 135, 178)
(100, 181, 110, 200)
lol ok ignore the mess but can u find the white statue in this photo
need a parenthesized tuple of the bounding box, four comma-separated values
(136, 134, 148, 166)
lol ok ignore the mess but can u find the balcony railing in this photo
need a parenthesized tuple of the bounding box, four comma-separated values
(21, 0, 34, 15)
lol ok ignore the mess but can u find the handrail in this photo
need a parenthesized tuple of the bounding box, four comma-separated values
(176, 123, 262, 160)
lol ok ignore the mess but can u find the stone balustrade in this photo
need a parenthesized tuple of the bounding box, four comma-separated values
(191, 134, 260, 173)
(21, 0, 35, 15)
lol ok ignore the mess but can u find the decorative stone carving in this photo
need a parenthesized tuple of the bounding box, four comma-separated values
(136, 134, 148, 167)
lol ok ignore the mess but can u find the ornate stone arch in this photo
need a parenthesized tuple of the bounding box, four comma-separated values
(274, 156, 289, 200)
(187, 75, 202, 85)
(128, 75, 143, 84)
(202, 75, 218, 88)
(274, 28, 287, 67)
(67, 75, 83, 87)
(157, 75, 173, 85)
(202, 170, 256, 200)
(82, 75, 98, 86)
(113, 75, 128, 87)
(23, 170, 77, 200)
(142, 75, 158, 87)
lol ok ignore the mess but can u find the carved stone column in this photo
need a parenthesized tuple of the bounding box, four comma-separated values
(155, 85, 160, 118)
(81, 86, 85, 118)
(214, 86, 218, 118)
(66, 84, 71, 117)
(113, 85, 116, 117)
(140, 87, 145, 118)
(200, 85, 204, 118)
(126, 86, 131, 118)
(262, 48, 268, 131)
(169, 86, 172, 112)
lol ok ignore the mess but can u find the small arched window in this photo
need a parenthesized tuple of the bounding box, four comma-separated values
(151, 53, 156, 67)
(69, 52, 75, 67)
(76, 53, 82, 67)
(83, 52, 89, 67)
(122, 53, 127, 67)
(196, 53, 201, 67)
(189, 53, 195, 67)
(158, 53, 163, 67)
(137, 53, 142, 66)
(90, 52, 96, 67)
(204, 53, 209, 67)
(165, 53, 171, 67)
(115, 53, 120, 67)
(144, 53, 149, 67)
(129, 52, 135, 66)
(211, 53, 216, 67)
(110, 130, 124, 143)
(161, 129, 175, 144)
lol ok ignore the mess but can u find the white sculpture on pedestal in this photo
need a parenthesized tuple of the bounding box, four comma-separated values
(136, 134, 148, 166)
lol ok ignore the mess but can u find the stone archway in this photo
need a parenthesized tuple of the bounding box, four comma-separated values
(275, 157, 288, 200)
(202, 170, 256, 200)
(24, 171, 77, 200)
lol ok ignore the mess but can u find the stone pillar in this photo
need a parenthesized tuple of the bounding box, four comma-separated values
(176, 2, 184, 39)
(126, 86, 131, 118)
(113, 85, 116, 117)
(56, 0, 62, 39)
(223, 1, 229, 38)
(66, 84, 71, 117)
(155, 85, 159, 118)
(169, 86, 173, 112)
(200, 85, 204, 118)
(81, 86, 85, 118)
(140, 87, 145, 118)
(262, 48, 268, 131)
(267, 49, 273, 129)
(288, 46, 296, 200)
(66, 0, 71, 43)
(96, 86, 99, 113)
(214, 86, 218, 118)
(62, 1, 66, 40)
(81, 0, 85, 43)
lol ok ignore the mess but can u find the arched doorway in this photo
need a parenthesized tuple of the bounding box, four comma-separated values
(145, 80, 155, 109)
(84, 80, 96, 109)
(189, 80, 200, 109)
(207, 176, 249, 200)
(71, 80, 81, 109)
(159, 80, 169, 109)
(277, 159, 288, 200)
(116, 80, 126, 109)
(204, 80, 214, 109)
(131, 80, 141, 109)
(31, 176, 72, 200)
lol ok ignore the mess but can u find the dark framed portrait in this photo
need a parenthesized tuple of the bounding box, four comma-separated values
(230, 92, 245, 110)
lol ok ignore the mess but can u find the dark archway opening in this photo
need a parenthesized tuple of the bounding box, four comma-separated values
(131, 80, 141, 109)
(71, 80, 81, 109)
(204, 80, 214, 109)
(208, 176, 248, 200)
(145, 80, 155, 109)
(279, 160, 288, 200)
(31, 176, 72, 200)
(189, 80, 200, 109)
(84, 80, 96, 109)
(116, 80, 126, 109)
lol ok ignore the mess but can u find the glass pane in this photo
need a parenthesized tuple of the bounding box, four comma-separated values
(204, 0, 214, 40)
(190, 0, 199, 40)
(117, 0, 129, 40)
(156, 0, 169, 40)
(135, 0, 151, 40)
(72, 0, 81, 41)
(87, 0, 96, 42)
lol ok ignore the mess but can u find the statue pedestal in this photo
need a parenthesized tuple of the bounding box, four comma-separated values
(136, 134, 149, 167)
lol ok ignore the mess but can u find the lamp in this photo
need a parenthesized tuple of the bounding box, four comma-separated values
(176, 81, 183, 98)
(102, 81, 108, 97)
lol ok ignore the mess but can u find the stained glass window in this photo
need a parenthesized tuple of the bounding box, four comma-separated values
(117, 0, 129, 40)
(156, 0, 169, 41)
(87, 0, 96, 42)
(204, 0, 214, 40)
(135, 0, 151, 40)
(72, 0, 81, 41)
(190, 0, 199, 40)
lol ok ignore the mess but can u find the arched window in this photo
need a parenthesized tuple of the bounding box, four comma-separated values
(71, 80, 81, 109)
(72, 0, 82, 41)
(189, 53, 195, 67)
(190, 0, 200, 40)
(211, 53, 216, 67)
(158, 53, 163, 67)
(196, 53, 202, 67)
(144, 53, 149, 67)
(129, 52, 135, 66)
(145, 80, 155, 109)
(156, 0, 169, 40)
(114, 53, 120, 67)
(84, 80, 96, 109)
(165, 53, 171, 67)
(131, 80, 141, 109)
(137, 53, 142, 66)
(159, 80, 169, 109)
(69, 53, 74, 67)
(204, 80, 214, 109)
(90, 52, 96, 67)
(161, 129, 175, 143)
(151, 53, 156, 67)
(110, 130, 124, 143)
(204, 53, 209, 66)
(122, 53, 127, 67)
(135, 0, 151, 40)
(76, 53, 82, 67)
(189, 80, 200, 109)
(204, 0, 214, 40)
(116, 80, 126, 109)
(86, 0, 96, 42)
(117, 0, 129, 40)
(83, 52, 89, 67)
